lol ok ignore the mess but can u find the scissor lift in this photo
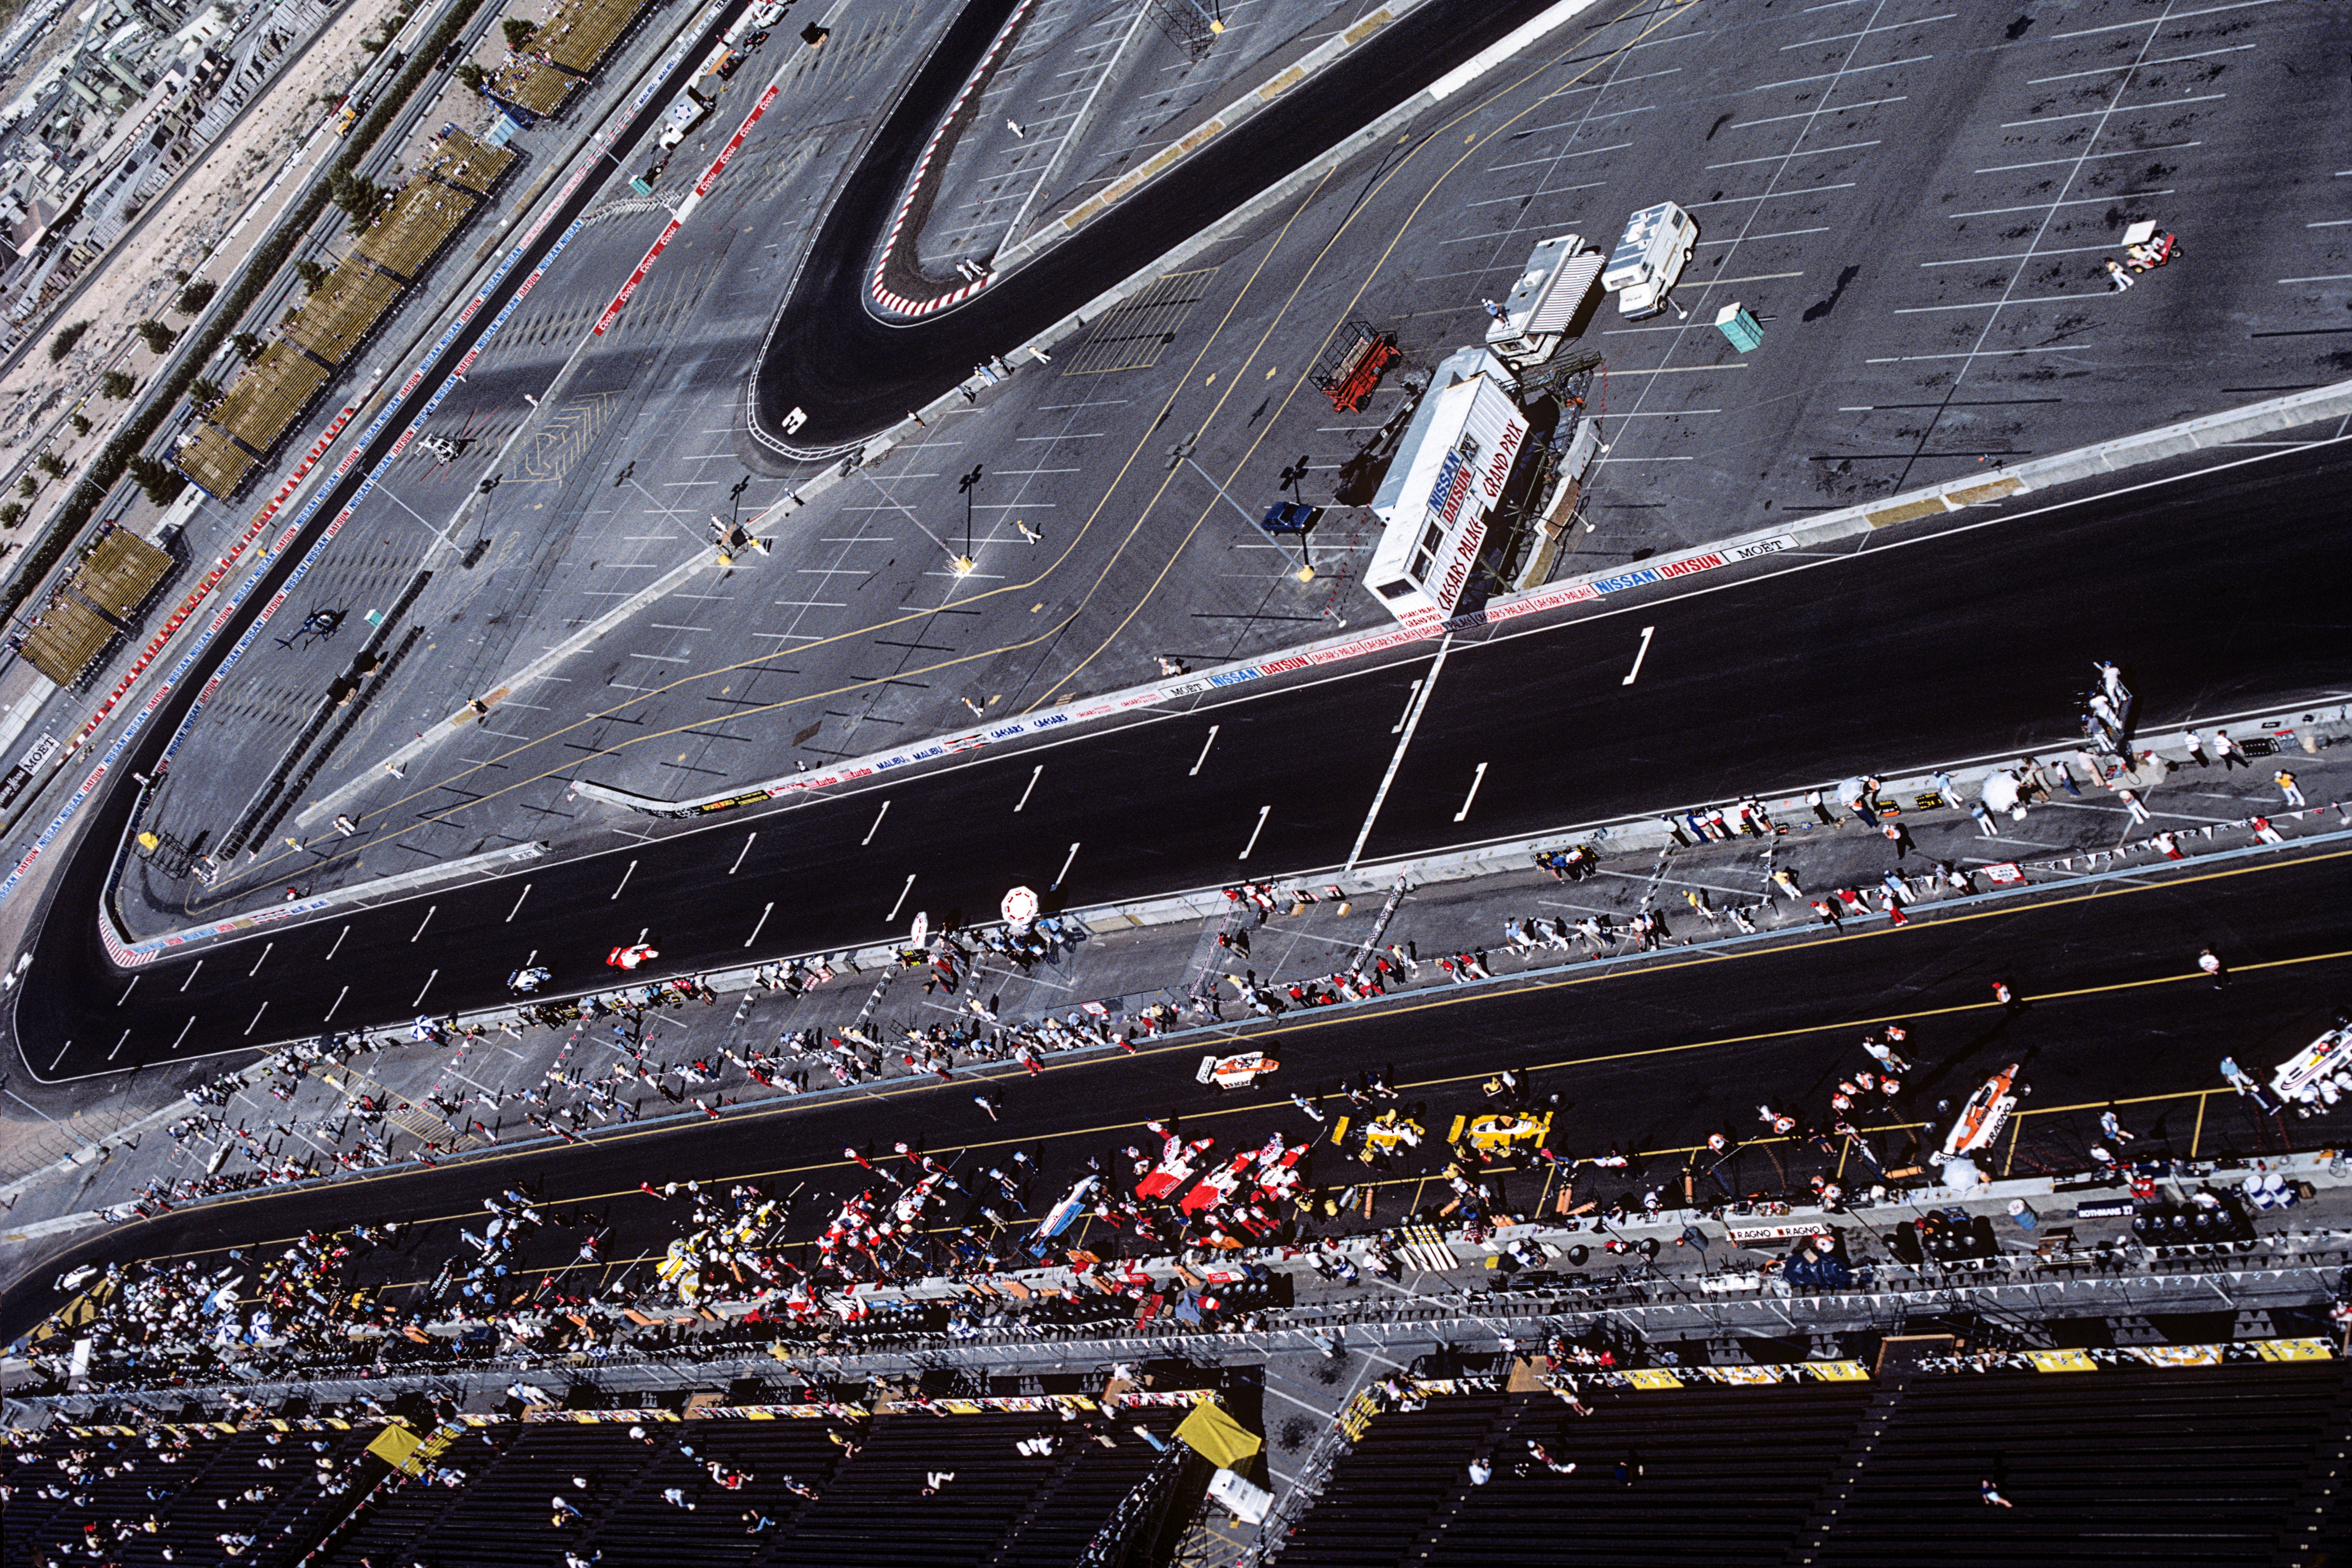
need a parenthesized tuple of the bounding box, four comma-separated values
(1315, 321, 1398, 412)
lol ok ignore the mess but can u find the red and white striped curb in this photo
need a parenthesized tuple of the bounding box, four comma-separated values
(866, 0, 1040, 319)
(595, 83, 780, 336)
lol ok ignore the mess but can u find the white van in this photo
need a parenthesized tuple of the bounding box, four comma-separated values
(1603, 201, 1699, 319)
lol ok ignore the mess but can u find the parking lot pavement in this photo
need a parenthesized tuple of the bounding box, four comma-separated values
(911, 0, 1413, 272)
(1490, 0, 2352, 547)
(32, 731, 2340, 1253)
(129, 0, 2349, 928)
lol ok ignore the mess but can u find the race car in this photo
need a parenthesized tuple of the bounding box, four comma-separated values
(2270, 1023, 2352, 1110)
(1198, 1049, 1279, 1090)
(607, 944, 658, 970)
(1026, 1176, 1100, 1255)
(1250, 1142, 1308, 1203)
(1137, 1126, 1215, 1199)
(1181, 1149, 1263, 1215)
(1355, 1108, 1424, 1164)
(1935, 1063, 2023, 1164)
(1463, 1110, 1550, 1155)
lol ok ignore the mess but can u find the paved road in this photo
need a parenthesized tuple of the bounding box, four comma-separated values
(9, 840, 2347, 1345)
(19, 438, 2351, 1079)
(752, 0, 1555, 450)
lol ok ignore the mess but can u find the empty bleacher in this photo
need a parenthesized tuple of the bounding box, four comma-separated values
(1279, 1382, 1875, 1567)
(1814, 1359, 2352, 1568)
(1278, 1358, 2352, 1568)
(4, 1397, 1197, 1568)
(764, 1405, 1188, 1568)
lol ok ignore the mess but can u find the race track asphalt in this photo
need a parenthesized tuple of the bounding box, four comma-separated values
(7, 838, 2346, 1343)
(748, 0, 1560, 450)
(15, 439, 2348, 1079)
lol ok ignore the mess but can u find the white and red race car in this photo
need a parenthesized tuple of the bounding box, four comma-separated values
(2271, 1024, 2352, 1110)
(1137, 1124, 1215, 1200)
(1935, 1063, 2023, 1165)
(1198, 1049, 1279, 1090)
(1181, 1149, 1262, 1215)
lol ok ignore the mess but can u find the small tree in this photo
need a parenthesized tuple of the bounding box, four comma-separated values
(35, 451, 64, 478)
(0, 503, 21, 528)
(101, 370, 134, 400)
(188, 377, 222, 407)
(329, 170, 385, 221)
(68, 413, 90, 435)
(135, 319, 176, 354)
(16, 476, 35, 500)
(231, 332, 263, 360)
(455, 61, 486, 90)
(293, 258, 327, 290)
(174, 279, 217, 314)
(126, 455, 185, 507)
(48, 320, 90, 364)
(502, 17, 537, 50)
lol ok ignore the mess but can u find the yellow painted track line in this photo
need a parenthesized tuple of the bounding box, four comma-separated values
(93, 847, 2352, 1275)
(203, 0, 1680, 909)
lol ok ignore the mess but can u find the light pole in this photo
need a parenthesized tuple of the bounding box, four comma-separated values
(1168, 439, 1313, 582)
(1275, 453, 1316, 579)
(955, 464, 983, 573)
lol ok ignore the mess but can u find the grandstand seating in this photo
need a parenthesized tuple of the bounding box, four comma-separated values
(1813, 1360, 2352, 1568)
(1278, 1360, 2352, 1568)
(764, 1406, 1187, 1567)
(1279, 1383, 1874, 1566)
(3, 1403, 1193, 1567)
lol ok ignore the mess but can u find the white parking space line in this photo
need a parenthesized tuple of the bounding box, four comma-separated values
(1710, 270, 1806, 286)
(1707, 140, 1877, 169)
(1745, 56, 1933, 95)
(1686, 182, 1857, 207)
(1604, 409, 1724, 417)
(1894, 292, 2105, 314)
(2281, 274, 2352, 284)
(2029, 44, 2253, 84)
(2002, 92, 2222, 127)
(2052, 0, 2275, 39)
(1700, 227, 1829, 245)
(1782, 14, 1952, 50)
(1864, 345, 2088, 364)
(1951, 190, 2172, 219)
(1486, 142, 1633, 173)
(1733, 96, 1904, 129)
(1974, 143, 2197, 175)
(1921, 244, 2112, 267)
(1014, 432, 1102, 441)
(1507, 105, 1659, 138)
(1464, 179, 1607, 209)
(2308, 220, 2352, 228)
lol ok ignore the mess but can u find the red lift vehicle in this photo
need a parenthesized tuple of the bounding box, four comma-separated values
(1314, 321, 1397, 413)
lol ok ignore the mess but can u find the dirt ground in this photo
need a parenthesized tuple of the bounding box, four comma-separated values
(0, 0, 413, 521)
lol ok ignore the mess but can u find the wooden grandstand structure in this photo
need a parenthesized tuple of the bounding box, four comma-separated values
(15, 524, 176, 688)
(485, 0, 655, 121)
(173, 127, 518, 500)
